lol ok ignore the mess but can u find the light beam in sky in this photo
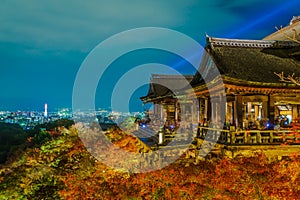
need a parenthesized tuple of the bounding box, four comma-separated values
(226, 0, 300, 38)
(174, 0, 300, 74)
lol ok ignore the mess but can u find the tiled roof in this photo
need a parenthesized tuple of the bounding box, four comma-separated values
(192, 36, 300, 86)
(140, 74, 193, 102)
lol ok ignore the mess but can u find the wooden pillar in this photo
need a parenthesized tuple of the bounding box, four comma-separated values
(211, 97, 215, 125)
(292, 105, 298, 121)
(211, 97, 216, 125)
(195, 99, 199, 124)
(197, 98, 201, 123)
(232, 101, 235, 126)
(205, 98, 211, 121)
(244, 103, 248, 120)
(234, 95, 243, 128)
(192, 100, 197, 124)
(216, 97, 220, 124)
(247, 102, 252, 121)
(165, 104, 169, 121)
(254, 105, 259, 120)
(211, 94, 225, 126)
(160, 104, 163, 119)
(187, 103, 192, 123)
(227, 101, 234, 125)
(162, 104, 168, 122)
(175, 102, 178, 122)
(219, 94, 226, 126)
(275, 105, 280, 119)
(268, 96, 275, 123)
(262, 101, 268, 119)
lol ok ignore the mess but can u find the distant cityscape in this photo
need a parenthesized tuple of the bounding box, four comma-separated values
(0, 103, 145, 130)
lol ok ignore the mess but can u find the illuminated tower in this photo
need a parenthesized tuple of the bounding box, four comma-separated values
(44, 103, 48, 118)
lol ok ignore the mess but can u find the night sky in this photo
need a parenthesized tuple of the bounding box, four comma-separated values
(1, 0, 300, 112)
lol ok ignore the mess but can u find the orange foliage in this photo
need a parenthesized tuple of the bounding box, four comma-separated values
(58, 152, 300, 199)
(57, 127, 300, 199)
(2, 124, 299, 199)
(113, 135, 141, 153)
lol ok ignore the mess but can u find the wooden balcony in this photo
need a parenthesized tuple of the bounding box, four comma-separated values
(197, 127, 300, 145)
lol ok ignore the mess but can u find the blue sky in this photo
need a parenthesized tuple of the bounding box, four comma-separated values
(0, 0, 300, 111)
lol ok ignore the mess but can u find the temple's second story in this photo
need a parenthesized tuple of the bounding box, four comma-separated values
(191, 36, 300, 129)
(141, 16, 300, 133)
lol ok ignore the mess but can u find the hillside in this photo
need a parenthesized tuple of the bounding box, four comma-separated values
(0, 123, 27, 164)
(0, 122, 299, 199)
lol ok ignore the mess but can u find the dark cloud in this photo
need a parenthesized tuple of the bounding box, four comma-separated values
(213, 0, 288, 17)
(0, 0, 194, 53)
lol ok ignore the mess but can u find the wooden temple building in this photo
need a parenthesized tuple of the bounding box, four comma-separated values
(140, 17, 300, 151)
(192, 36, 300, 129)
(141, 74, 194, 130)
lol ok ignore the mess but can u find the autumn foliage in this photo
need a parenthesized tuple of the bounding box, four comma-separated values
(0, 123, 299, 199)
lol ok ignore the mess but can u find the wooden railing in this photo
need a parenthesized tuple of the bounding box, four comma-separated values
(197, 127, 300, 145)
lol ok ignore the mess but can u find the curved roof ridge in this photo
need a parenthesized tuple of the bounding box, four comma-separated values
(206, 35, 299, 48)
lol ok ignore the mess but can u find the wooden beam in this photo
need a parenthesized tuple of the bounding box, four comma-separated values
(234, 95, 243, 128)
